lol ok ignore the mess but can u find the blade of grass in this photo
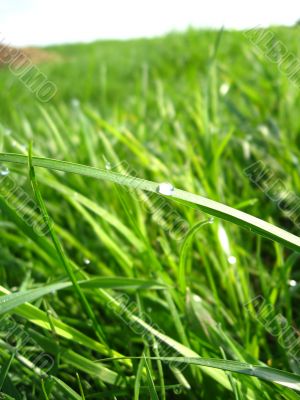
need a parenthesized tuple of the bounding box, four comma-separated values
(51, 376, 82, 400)
(0, 277, 165, 315)
(148, 357, 300, 392)
(0, 152, 299, 252)
(102, 356, 300, 392)
(41, 379, 50, 400)
(0, 286, 129, 365)
(76, 373, 86, 400)
(0, 352, 15, 391)
(143, 354, 159, 400)
(134, 356, 145, 400)
(178, 219, 211, 294)
(27, 144, 106, 344)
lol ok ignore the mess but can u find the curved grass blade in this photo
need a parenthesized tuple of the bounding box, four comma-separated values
(144, 355, 159, 400)
(134, 355, 145, 400)
(0, 152, 299, 252)
(0, 353, 15, 391)
(27, 145, 106, 343)
(147, 357, 300, 392)
(178, 219, 211, 294)
(50, 376, 82, 400)
(104, 292, 232, 391)
(0, 278, 165, 315)
(101, 355, 300, 392)
(0, 285, 129, 364)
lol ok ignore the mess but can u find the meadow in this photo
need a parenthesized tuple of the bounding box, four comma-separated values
(0, 26, 300, 399)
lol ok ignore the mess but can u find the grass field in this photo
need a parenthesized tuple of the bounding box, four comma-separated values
(0, 26, 300, 399)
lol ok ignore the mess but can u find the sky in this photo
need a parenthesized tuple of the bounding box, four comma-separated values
(0, 0, 298, 47)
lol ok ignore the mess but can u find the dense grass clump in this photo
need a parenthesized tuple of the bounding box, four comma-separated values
(0, 26, 300, 399)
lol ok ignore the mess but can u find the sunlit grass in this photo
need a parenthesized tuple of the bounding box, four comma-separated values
(0, 26, 300, 399)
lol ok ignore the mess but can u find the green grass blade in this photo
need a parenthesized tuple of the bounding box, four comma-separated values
(0, 152, 299, 252)
(148, 357, 300, 392)
(0, 353, 15, 391)
(0, 277, 165, 315)
(0, 286, 129, 364)
(134, 356, 145, 400)
(178, 219, 211, 294)
(50, 376, 82, 400)
(27, 145, 106, 343)
(144, 355, 160, 400)
(76, 373, 86, 400)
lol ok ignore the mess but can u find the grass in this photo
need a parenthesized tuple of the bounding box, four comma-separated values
(0, 25, 300, 399)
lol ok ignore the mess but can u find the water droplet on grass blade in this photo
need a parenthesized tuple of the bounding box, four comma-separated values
(157, 182, 174, 196)
(83, 258, 91, 265)
(208, 217, 214, 224)
(71, 98, 80, 108)
(219, 83, 230, 96)
(153, 342, 158, 350)
(291, 154, 298, 166)
(258, 124, 269, 137)
(288, 279, 297, 287)
(102, 156, 112, 170)
(173, 386, 182, 395)
(192, 294, 202, 303)
(0, 165, 9, 176)
(228, 255, 237, 265)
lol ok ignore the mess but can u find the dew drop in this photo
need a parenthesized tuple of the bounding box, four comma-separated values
(102, 156, 112, 170)
(152, 342, 158, 350)
(227, 255, 237, 265)
(258, 124, 269, 137)
(242, 141, 251, 160)
(87, 319, 93, 327)
(292, 154, 298, 166)
(71, 98, 80, 108)
(157, 182, 174, 196)
(0, 165, 9, 176)
(83, 258, 91, 265)
(173, 386, 182, 395)
(193, 294, 202, 303)
(208, 217, 214, 224)
(219, 83, 230, 96)
(288, 279, 297, 287)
